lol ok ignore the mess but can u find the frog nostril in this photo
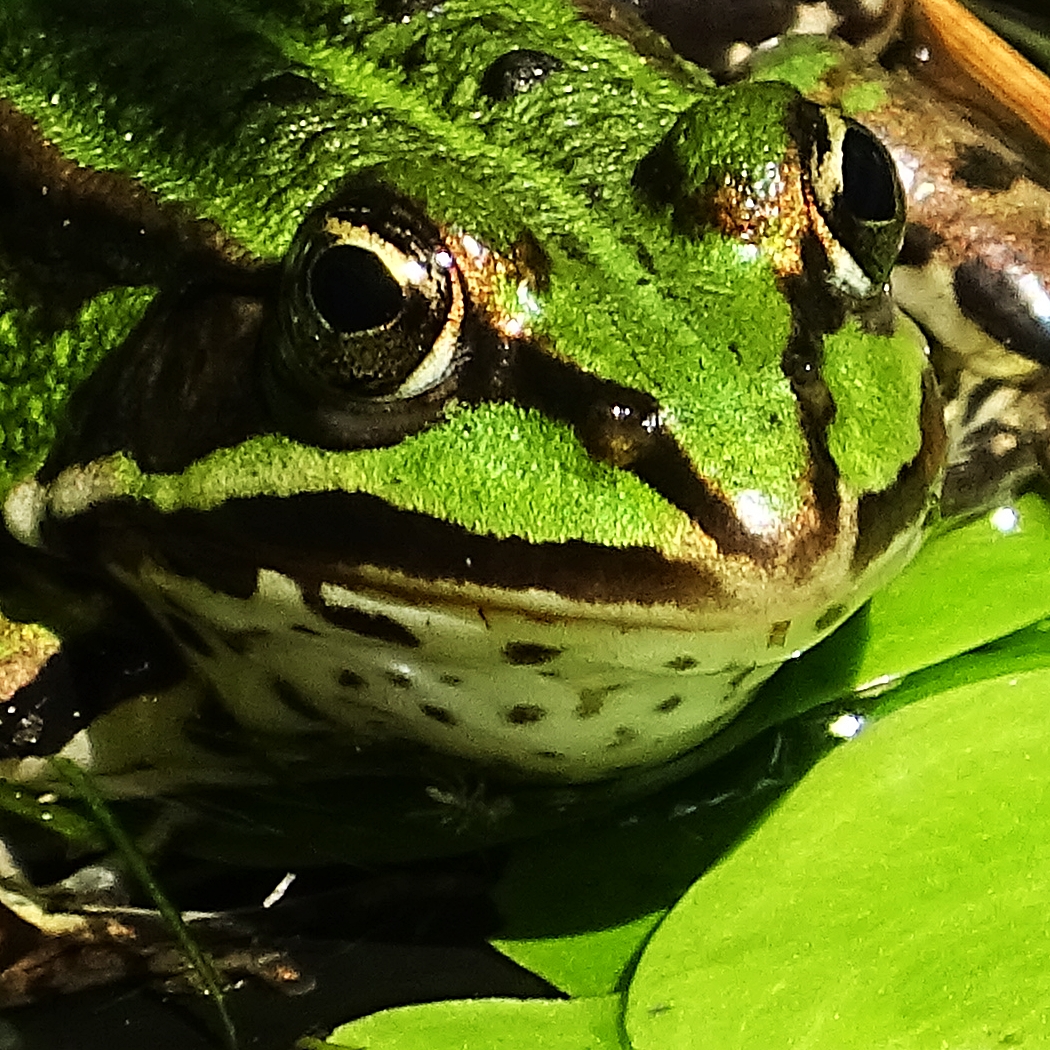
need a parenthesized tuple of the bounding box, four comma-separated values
(309, 245, 404, 334)
(480, 49, 563, 101)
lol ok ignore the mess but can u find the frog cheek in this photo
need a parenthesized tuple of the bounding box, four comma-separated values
(266, 183, 468, 449)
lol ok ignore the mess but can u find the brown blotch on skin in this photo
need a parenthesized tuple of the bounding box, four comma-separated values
(506, 704, 546, 725)
(766, 620, 791, 648)
(502, 641, 563, 665)
(815, 602, 848, 632)
(420, 704, 457, 726)
(656, 694, 683, 713)
(338, 669, 365, 689)
(897, 223, 945, 267)
(952, 143, 1019, 192)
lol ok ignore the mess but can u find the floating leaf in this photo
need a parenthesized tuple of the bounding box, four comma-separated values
(626, 666, 1050, 1049)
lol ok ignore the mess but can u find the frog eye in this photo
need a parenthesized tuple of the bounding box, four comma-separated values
(270, 185, 465, 444)
(808, 111, 905, 287)
(480, 50, 563, 100)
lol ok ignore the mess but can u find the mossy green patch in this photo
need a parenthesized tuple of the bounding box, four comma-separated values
(541, 232, 808, 517)
(661, 81, 796, 194)
(0, 287, 153, 499)
(839, 79, 888, 118)
(746, 39, 839, 96)
(823, 314, 926, 495)
(113, 403, 693, 553)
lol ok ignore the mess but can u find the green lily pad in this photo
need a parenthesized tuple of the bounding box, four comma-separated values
(492, 497, 1050, 998)
(319, 994, 624, 1049)
(626, 665, 1050, 1049)
(857, 493, 1050, 685)
(492, 914, 663, 998)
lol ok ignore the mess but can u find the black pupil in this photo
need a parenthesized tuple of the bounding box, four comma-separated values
(310, 245, 404, 333)
(841, 125, 897, 222)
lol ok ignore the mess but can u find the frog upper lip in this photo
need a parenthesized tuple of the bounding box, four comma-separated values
(55, 490, 729, 609)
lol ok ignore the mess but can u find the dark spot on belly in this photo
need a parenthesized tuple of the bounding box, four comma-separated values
(502, 641, 562, 665)
(420, 703, 457, 725)
(656, 694, 682, 713)
(439, 674, 462, 686)
(386, 671, 412, 688)
(606, 725, 637, 747)
(291, 623, 321, 636)
(575, 685, 618, 718)
(308, 594, 421, 648)
(665, 655, 697, 671)
(766, 620, 790, 648)
(815, 603, 848, 632)
(506, 704, 546, 724)
(952, 144, 1019, 192)
(535, 749, 564, 759)
(165, 613, 215, 658)
(337, 669, 365, 688)
(273, 677, 324, 721)
(215, 627, 268, 654)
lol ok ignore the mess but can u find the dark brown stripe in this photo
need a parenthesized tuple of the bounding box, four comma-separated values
(49, 490, 725, 608)
(953, 259, 1050, 367)
(777, 235, 845, 570)
(500, 338, 775, 559)
(0, 99, 244, 301)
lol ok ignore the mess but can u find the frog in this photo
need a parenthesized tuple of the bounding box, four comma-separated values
(0, 0, 1002, 885)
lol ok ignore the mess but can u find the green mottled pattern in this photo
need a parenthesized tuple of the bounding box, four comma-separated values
(0, 285, 153, 496)
(0, 0, 924, 546)
(99, 403, 693, 553)
(823, 317, 925, 495)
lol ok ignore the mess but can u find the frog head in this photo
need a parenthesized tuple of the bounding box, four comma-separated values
(0, 0, 942, 784)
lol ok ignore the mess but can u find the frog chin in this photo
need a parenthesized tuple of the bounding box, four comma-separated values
(32, 466, 922, 794)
